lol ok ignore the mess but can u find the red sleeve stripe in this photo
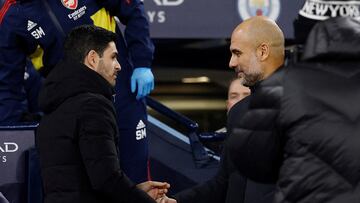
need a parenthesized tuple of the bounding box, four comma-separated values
(0, 0, 16, 25)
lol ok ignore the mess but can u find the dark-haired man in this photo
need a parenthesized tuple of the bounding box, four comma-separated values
(36, 25, 176, 203)
(0, 0, 153, 183)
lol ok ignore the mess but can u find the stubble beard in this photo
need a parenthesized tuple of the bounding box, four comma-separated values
(242, 57, 263, 87)
(98, 60, 116, 87)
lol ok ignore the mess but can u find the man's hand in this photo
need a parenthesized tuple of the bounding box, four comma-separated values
(131, 67, 154, 100)
(156, 195, 177, 203)
(137, 181, 170, 200)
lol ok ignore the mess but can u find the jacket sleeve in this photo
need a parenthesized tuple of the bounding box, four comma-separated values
(99, 0, 154, 68)
(173, 149, 246, 203)
(226, 84, 284, 183)
(0, 4, 38, 120)
(78, 98, 156, 203)
(0, 32, 29, 96)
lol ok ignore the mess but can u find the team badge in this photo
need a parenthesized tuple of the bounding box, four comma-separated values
(61, 0, 78, 10)
(237, 0, 280, 21)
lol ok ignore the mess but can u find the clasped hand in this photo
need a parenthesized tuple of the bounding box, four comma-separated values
(137, 181, 177, 203)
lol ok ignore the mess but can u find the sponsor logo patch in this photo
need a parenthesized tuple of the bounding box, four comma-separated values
(237, 0, 280, 21)
(61, 0, 78, 10)
(68, 5, 87, 20)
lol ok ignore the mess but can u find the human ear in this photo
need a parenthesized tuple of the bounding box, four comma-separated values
(256, 43, 270, 61)
(84, 50, 99, 70)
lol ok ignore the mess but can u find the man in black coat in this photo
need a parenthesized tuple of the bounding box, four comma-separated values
(173, 81, 274, 203)
(227, 16, 360, 202)
(226, 16, 285, 183)
(36, 25, 176, 203)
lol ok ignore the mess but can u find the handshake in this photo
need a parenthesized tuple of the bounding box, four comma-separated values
(137, 181, 177, 203)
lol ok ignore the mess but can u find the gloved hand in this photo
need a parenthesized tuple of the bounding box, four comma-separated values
(131, 67, 154, 100)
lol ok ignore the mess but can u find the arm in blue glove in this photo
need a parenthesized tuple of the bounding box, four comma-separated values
(131, 67, 154, 100)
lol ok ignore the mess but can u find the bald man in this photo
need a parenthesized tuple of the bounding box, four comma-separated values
(172, 17, 279, 203)
(226, 15, 285, 182)
(229, 16, 284, 87)
(224, 14, 284, 195)
(227, 16, 360, 203)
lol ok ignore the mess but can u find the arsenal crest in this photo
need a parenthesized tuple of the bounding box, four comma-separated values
(237, 0, 280, 21)
(61, 0, 78, 10)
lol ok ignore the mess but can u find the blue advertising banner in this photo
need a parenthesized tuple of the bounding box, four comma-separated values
(0, 129, 36, 203)
(144, 0, 306, 38)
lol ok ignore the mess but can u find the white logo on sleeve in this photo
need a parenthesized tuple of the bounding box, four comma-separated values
(27, 20, 37, 31)
(27, 20, 45, 39)
(136, 120, 146, 140)
(30, 27, 45, 39)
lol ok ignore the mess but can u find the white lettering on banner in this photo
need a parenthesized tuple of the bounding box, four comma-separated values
(300, 0, 360, 20)
(0, 142, 19, 153)
(68, 5, 87, 20)
(152, 0, 184, 6)
(0, 142, 18, 163)
(147, 11, 166, 23)
(145, 0, 182, 24)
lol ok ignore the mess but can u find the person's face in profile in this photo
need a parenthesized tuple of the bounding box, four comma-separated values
(226, 78, 251, 111)
(95, 42, 121, 87)
(229, 30, 263, 87)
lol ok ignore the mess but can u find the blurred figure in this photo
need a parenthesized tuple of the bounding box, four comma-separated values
(227, 15, 360, 203)
(216, 77, 250, 134)
(36, 25, 175, 203)
(226, 78, 250, 112)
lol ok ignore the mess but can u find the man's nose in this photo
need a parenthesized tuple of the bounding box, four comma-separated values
(229, 56, 236, 69)
(115, 61, 121, 71)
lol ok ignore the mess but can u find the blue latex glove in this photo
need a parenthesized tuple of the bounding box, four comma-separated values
(131, 67, 154, 100)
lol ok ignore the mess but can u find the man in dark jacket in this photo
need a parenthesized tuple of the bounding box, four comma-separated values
(173, 80, 274, 203)
(227, 16, 360, 202)
(226, 16, 285, 183)
(36, 25, 176, 203)
(0, 0, 153, 183)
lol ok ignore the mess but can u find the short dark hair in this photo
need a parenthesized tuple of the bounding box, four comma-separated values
(63, 25, 117, 62)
